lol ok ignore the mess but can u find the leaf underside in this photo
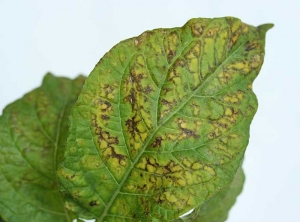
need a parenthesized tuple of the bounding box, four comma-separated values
(0, 74, 85, 222)
(57, 17, 271, 221)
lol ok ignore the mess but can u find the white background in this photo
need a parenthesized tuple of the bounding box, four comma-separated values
(0, 1, 299, 221)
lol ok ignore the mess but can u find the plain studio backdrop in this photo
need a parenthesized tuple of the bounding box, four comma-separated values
(0, 1, 299, 221)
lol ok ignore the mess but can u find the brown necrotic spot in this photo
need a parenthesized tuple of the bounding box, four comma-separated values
(178, 118, 199, 139)
(245, 41, 259, 51)
(125, 117, 140, 137)
(111, 147, 127, 165)
(95, 99, 112, 112)
(101, 114, 110, 120)
(100, 83, 117, 100)
(151, 137, 162, 148)
(163, 31, 180, 63)
(208, 132, 216, 140)
(125, 88, 136, 109)
(144, 85, 153, 94)
(91, 115, 127, 165)
(89, 200, 98, 207)
(191, 21, 206, 37)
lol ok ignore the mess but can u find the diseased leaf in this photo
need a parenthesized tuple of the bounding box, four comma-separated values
(174, 167, 245, 222)
(0, 74, 85, 222)
(58, 17, 272, 221)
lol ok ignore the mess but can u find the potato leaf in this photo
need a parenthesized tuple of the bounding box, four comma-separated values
(58, 17, 272, 221)
(0, 74, 85, 222)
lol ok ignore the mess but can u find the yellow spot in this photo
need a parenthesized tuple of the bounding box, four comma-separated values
(171, 34, 178, 45)
(140, 132, 148, 142)
(156, 177, 162, 187)
(251, 54, 262, 68)
(195, 120, 202, 126)
(163, 177, 173, 187)
(218, 144, 227, 151)
(173, 77, 182, 85)
(150, 176, 156, 183)
(165, 192, 178, 203)
(127, 184, 135, 190)
(120, 160, 126, 166)
(146, 164, 156, 173)
(182, 159, 192, 167)
(225, 108, 233, 116)
(231, 21, 241, 33)
(188, 188, 195, 195)
(242, 23, 249, 33)
(184, 171, 193, 185)
(137, 55, 145, 66)
(149, 157, 156, 165)
(237, 92, 244, 100)
(137, 157, 147, 170)
(224, 96, 230, 102)
(133, 142, 141, 150)
(166, 133, 177, 141)
(180, 122, 187, 129)
(101, 103, 108, 110)
(100, 140, 108, 149)
(172, 165, 183, 172)
(176, 179, 186, 186)
(193, 106, 200, 116)
(187, 196, 196, 205)
(189, 58, 198, 73)
(230, 97, 239, 103)
(204, 166, 216, 176)
(230, 133, 238, 138)
(192, 162, 203, 170)
(156, 167, 164, 175)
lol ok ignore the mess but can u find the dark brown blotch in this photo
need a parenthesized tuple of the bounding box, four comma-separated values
(89, 200, 98, 207)
(101, 114, 110, 120)
(111, 147, 126, 164)
(245, 41, 259, 51)
(151, 137, 163, 148)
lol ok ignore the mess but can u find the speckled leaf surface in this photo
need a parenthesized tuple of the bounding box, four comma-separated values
(175, 167, 245, 222)
(0, 74, 85, 222)
(58, 17, 272, 221)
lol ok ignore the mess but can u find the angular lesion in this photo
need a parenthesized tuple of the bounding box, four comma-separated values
(177, 118, 199, 139)
(150, 136, 163, 148)
(188, 18, 211, 37)
(121, 54, 160, 159)
(125, 115, 148, 158)
(98, 82, 118, 101)
(163, 31, 181, 64)
(91, 114, 128, 176)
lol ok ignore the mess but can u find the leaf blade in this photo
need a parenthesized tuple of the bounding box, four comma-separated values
(58, 17, 271, 221)
(0, 74, 85, 222)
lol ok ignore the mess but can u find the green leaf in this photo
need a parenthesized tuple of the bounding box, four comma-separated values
(174, 167, 245, 222)
(0, 74, 85, 222)
(58, 17, 272, 221)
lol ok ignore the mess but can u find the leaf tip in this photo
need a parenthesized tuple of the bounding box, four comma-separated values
(257, 23, 274, 38)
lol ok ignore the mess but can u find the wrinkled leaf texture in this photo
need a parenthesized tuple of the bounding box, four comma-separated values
(175, 167, 245, 222)
(58, 17, 272, 221)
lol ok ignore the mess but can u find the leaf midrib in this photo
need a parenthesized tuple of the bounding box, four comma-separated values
(98, 26, 250, 221)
